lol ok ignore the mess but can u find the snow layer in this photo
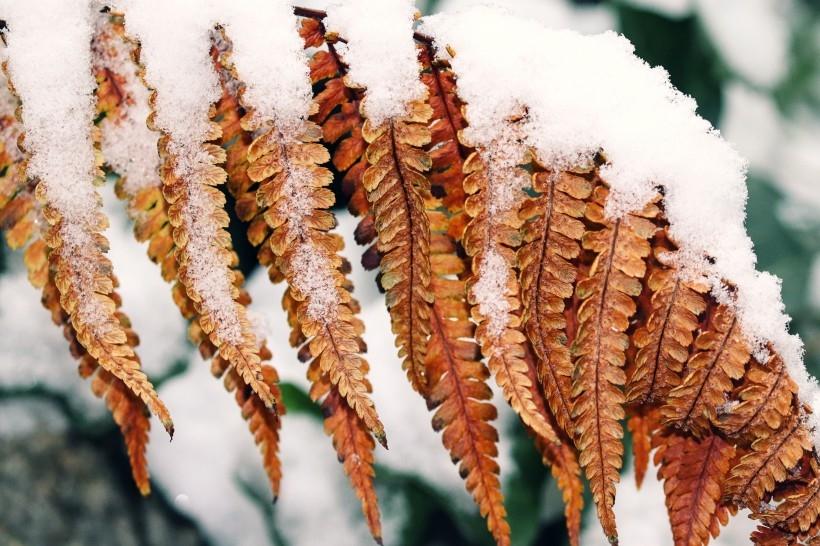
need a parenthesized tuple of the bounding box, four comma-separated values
(216, 0, 312, 137)
(421, 5, 817, 446)
(325, 0, 426, 125)
(92, 10, 160, 195)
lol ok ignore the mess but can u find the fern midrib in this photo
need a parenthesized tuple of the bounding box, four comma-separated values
(733, 360, 786, 437)
(531, 177, 573, 427)
(388, 119, 426, 391)
(680, 318, 736, 425)
(646, 278, 680, 402)
(739, 419, 801, 496)
(589, 219, 621, 516)
(429, 300, 504, 527)
(679, 435, 718, 543)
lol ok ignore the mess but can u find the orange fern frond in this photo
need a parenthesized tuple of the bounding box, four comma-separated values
(662, 305, 751, 436)
(756, 460, 820, 537)
(654, 430, 736, 546)
(716, 353, 797, 441)
(724, 415, 812, 508)
(626, 238, 709, 406)
(360, 100, 434, 393)
(283, 287, 383, 542)
(627, 409, 658, 489)
(462, 147, 560, 446)
(519, 169, 592, 437)
(571, 181, 658, 539)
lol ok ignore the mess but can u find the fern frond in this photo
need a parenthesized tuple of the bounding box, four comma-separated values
(42, 272, 152, 495)
(462, 146, 560, 446)
(210, 30, 385, 447)
(724, 415, 812, 508)
(626, 238, 709, 406)
(283, 287, 383, 542)
(571, 181, 657, 539)
(654, 430, 736, 546)
(519, 169, 591, 437)
(627, 410, 657, 489)
(716, 353, 797, 441)
(661, 305, 751, 436)
(523, 339, 584, 546)
(413, 42, 512, 543)
(360, 100, 434, 393)
(757, 460, 820, 537)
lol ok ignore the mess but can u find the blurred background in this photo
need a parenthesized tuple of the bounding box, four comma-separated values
(1, 0, 819, 545)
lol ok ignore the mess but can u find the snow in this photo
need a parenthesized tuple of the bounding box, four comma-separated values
(115, 0, 220, 178)
(1, 0, 119, 336)
(91, 10, 160, 195)
(215, 0, 312, 137)
(325, 0, 426, 126)
(696, 0, 792, 89)
(439, 0, 616, 34)
(421, 5, 818, 448)
(473, 246, 513, 339)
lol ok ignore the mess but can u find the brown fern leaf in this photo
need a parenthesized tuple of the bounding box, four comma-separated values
(570, 182, 657, 539)
(206, 36, 385, 446)
(42, 276, 152, 495)
(724, 415, 812, 508)
(425, 212, 510, 543)
(212, 353, 286, 499)
(283, 287, 383, 542)
(662, 305, 751, 436)
(523, 339, 584, 546)
(360, 101, 434, 394)
(418, 44, 469, 231)
(462, 147, 560, 446)
(298, 17, 377, 271)
(716, 353, 798, 442)
(757, 460, 820, 537)
(0, 101, 36, 251)
(519, 169, 592, 437)
(626, 240, 709, 406)
(627, 409, 658, 489)
(751, 525, 799, 546)
(654, 430, 736, 546)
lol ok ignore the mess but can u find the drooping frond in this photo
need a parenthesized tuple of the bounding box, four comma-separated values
(420, 51, 509, 544)
(662, 305, 751, 436)
(93, 8, 286, 498)
(519, 169, 591, 437)
(119, 1, 274, 409)
(756, 460, 820, 538)
(282, 287, 383, 542)
(211, 6, 385, 446)
(724, 415, 812, 508)
(571, 181, 658, 539)
(654, 430, 736, 546)
(523, 340, 584, 546)
(627, 410, 657, 489)
(2, 3, 172, 435)
(626, 237, 709, 406)
(462, 145, 560, 446)
(716, 353, 798, 441)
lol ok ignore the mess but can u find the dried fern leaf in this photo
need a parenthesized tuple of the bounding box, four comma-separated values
(571, 182, 657, 539)
(360, 100, 434, 393)
(724, 415, 812, 508)
(662, 305, 751, 436)
(519, 170, 592, 437)
(626, 239, 708, 406)
(212, 352, 285, 499)
(96, 22, 285, 499)
(523, 339, 584, 546)
(283, 287, 383, 542)
(716, 353, 797, 441)
(757, 460, 820, 537)
(654, 430, 736, 546)
(42, 275, 152, 495)
(627, 410, 657, 490)
(208, 35, 385, 447)
(462, 146, 560, 446)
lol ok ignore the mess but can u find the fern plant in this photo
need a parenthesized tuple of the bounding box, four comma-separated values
(1, 2, 819, 545)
